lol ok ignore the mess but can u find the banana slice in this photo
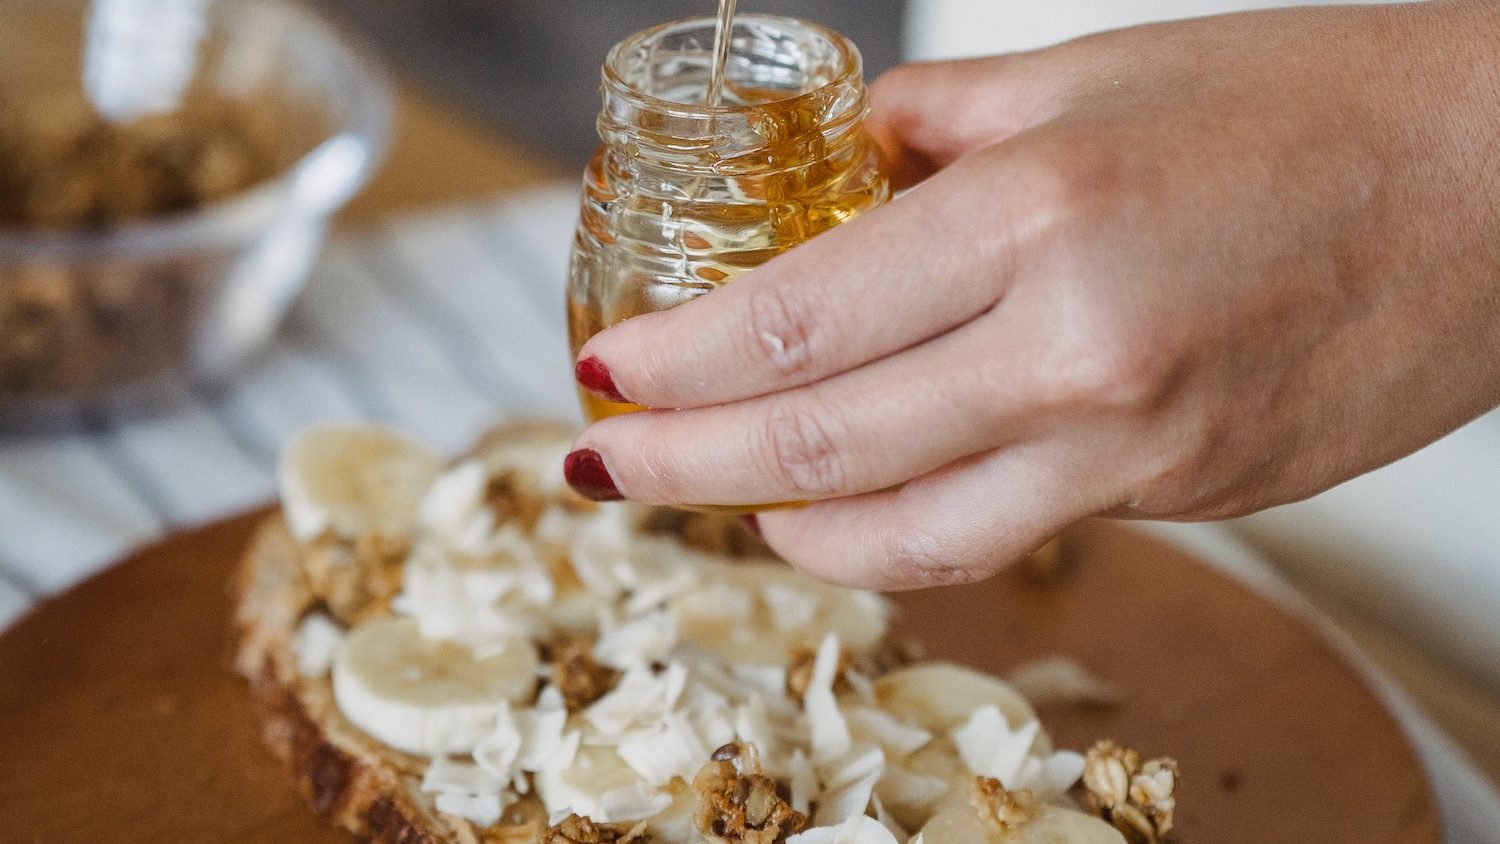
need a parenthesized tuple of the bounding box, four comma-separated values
(467, 420, 577, 495)
(874, 663, 1038, 736)
(874, 742, 962, 832)
(920, 802, 1125, 844)
(535, 745, 672, 822)
(279, 424, 445, 542)
(332, 616, 538, 755)
(675, 562, 889, 664)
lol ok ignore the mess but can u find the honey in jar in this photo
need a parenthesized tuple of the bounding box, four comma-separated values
(567, 13, 890, 508)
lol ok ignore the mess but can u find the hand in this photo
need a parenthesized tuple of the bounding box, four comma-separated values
(565, 0, 1500, 590)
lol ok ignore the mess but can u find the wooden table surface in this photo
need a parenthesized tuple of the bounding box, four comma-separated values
(0, 512, 1441, 842)
(349, 82, 1500, 790)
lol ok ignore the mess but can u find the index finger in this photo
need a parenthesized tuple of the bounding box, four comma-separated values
(576, 150, 1020, 411)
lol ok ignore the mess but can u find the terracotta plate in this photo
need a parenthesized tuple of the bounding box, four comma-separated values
(0, 511, 1439, 842)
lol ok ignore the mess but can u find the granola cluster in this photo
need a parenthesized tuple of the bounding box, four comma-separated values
(483, 471, 548, 533)
(692, 744, 807, 844)
(542, 634, 622, 713)
(970, 777, 1037, 833)
(301, 530, 410, 625)
(785, 643, 851, 704)
(543, 814, 652, 843)
(638, 507, 773, 559)
(1082, 741, 1180, 844)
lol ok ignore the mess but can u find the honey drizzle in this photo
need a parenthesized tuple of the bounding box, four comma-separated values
(707, 0, 738, 106)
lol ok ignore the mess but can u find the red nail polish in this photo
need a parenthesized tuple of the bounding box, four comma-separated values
(564, 449, 624, 501)
(740, 514, 762, 539)
(575, 356, 628, 403)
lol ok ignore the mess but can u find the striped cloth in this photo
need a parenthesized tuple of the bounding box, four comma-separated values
(1, 184, 1496, 839)
(0, 187, 582, 616)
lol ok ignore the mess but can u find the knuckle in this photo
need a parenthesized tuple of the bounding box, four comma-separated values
(879, 523, 983, 587)
(744, 283, 820, 378)
(759, 398, 850, 497)
(868, 63, 926, 103)
(1009, 128, 1130, 234)
(1040, 328, 1173, 413)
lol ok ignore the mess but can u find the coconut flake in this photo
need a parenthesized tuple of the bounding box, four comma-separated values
(1035, 749, 1087, 796)
(616, 712, 709, 787)
(734, 697, 782, 771)
(517, 706, 580, 773)
(871, 794, 906, 841)
(789, 749, 820, 814)
(474, 702, 523, 781)
(599, 781, 675, 822)
(843, 669, 876, 703)
(294, 612, 344, 678)
(763, 582, 820, 630)
(622, 567, 698, 615)
(419, 462, 489, 544)
(421, 755, 509, 827)
(1006, 656, 1122, 708)
(548, 806, 577, 826)
(952, 706, 1041, 789)
(396, 540, 540, 652)
(814, 745, 885, 827)
(806, 634, 852, 765)
(535, 506, 577, 545)
(845, 707, 931, 759)
(594, 608, 678, 670)
(732, 663, 791, 700)
(568, 509, 639, 598)
(787, 814, 899, 844)
(584, 662, 689, 738)
(690, 706, 738, 755)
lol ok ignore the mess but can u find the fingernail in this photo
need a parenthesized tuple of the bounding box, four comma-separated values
(564, 449, 624, 501)
(575, 356, 628, 403)
(740, 514, 762, 538)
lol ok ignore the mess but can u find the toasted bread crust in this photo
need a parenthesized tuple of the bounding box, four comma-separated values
(234, 517, 479, 844)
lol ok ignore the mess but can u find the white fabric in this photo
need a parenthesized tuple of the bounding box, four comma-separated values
(1234, 414, 1500, 693)
(0, 184, 1494, 839)
(906, 0, 1410, 59)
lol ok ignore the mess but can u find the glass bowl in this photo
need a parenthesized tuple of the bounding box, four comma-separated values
(0, 0, 392, 428)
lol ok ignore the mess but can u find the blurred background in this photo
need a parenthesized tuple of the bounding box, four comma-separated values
(309, 0, 905, 168)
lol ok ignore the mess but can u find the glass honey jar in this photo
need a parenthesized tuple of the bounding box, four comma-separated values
(567, 14, 890, 427)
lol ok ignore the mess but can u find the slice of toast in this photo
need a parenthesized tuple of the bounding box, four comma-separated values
(232, 422, 770, 843)
(233, 422, 1178, 844)
(235, 515, 484, 843)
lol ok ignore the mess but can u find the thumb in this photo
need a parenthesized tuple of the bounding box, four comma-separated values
(866, 54, 1057, 190)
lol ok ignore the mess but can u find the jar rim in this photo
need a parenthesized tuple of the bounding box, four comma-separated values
(601, 14, 863, 117)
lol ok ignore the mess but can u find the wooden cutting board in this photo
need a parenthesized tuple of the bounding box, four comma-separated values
(0, 510, 1440, 843)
